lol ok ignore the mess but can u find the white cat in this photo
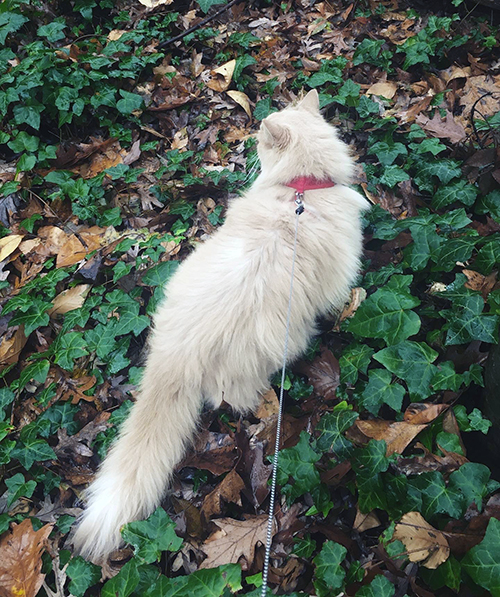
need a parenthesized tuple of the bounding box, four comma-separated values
(72, 89, 369, 562)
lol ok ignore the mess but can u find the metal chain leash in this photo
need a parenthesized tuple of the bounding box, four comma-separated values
(261, 194, 304, 597)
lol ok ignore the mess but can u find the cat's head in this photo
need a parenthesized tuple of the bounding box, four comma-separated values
(256, 89, 354, 186)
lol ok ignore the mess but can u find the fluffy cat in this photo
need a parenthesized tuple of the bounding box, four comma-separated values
(72, 89, 369, 562)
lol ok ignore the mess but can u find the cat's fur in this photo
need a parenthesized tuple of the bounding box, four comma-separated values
(72, 89, 369, 562)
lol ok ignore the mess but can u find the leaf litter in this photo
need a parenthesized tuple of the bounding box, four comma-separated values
(0, 0, 499, 594)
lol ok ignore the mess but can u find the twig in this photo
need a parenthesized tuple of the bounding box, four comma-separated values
(157, 0, 242, 49)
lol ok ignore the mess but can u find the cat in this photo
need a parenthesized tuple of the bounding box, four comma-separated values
(72, 89, 369, 563)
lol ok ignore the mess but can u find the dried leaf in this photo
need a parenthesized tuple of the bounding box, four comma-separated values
(201, 469, 245, 520)
(394, 512, 450, 569)
(297, 347, 340, 400)
(0, 325, 27, 366)
(49, 285, 90, 316)
(415, 110, 466, 143)
(403, 403, 448, 425)
(459, 75, 500, 119)
(354, 507, 381, 532)
(255, 388, 279, 419)
(200, 515, 269, 570)
(138, 0, 173, 7)
(366, 81, 397, 99)
(206, 60, 236, 92)
(0, 234, 23, 262)
(354, 420, 428, 456)
(226, 90, 252, 118)
(338, 287, 367, 323)
(0, 519, 53, 597)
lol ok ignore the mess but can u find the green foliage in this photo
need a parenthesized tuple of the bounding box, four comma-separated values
(121, 508, 183, 563)
(313, 541, 347, 596)
(276, 431, 322, 501)
(462, 518, 500, 596)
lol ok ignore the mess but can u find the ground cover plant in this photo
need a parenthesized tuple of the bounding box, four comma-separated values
(0, 0, 499, 594)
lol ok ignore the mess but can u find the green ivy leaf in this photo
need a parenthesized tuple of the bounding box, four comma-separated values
(449, 463, 497, 511)
(37, 21, 66, 41)
(462, 517, 500, 596)
(142, 261, 179, 287)
(420, 556, 461, 592)
(431, 361, 465, 392)
(313, 540, 347, 596)
(196, 0, 227, 13)
(18, 359, 50, 391)
(254, 97, 276, 121)
(431, 234, 478, 272)
(374, 341, 438, 400)
(102, 559, 140, 597)
(475, 235, 500, 274)
(339, 344, 373, 385)
(442, 294, 499, 345)
(432, 179, 478, 209)
(409, 471, 464, 519)
(121, 507, 183, 563)
(5, 473, 36, 507)
(352, 440, 389, 476)
(116, 90, 144, 114)
(316, 409, 358, 457)
(144, 564, 241, 596)
(476, 189, 500, 223)
(355, 574, 395, 597)
(9, 299, 51, 335)
(368, 141, 408, 167)
(359, 369, 405, 415)
(11, 438, 56, 469)
(277, 432, 321, 501)
(66, 557, 102, 597)
(379, 165, 410, 188)
(54, 332, 88, 370)
(348, 275, 421, 345)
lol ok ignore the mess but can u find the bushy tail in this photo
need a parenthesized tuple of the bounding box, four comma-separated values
(72, 366, 201, 563)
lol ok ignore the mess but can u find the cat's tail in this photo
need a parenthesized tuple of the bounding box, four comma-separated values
(72, 361, 201, 563)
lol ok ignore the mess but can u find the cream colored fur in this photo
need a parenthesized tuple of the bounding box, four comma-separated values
(72, 89, 369, 562)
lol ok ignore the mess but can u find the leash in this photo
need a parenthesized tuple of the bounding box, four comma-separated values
(261, 192, 304, 597)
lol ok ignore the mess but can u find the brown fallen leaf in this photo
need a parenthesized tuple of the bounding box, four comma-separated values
(49, 284, 90, 317)
(0, 325, 27, 366)
(415, 110, 466, 143)
(206, 60, 236, 92)
(459, 75, 500, 119)
(462, 269, 497, 300)
(353, 420, 428, 456)
(226, 90, 252, 118)
(354, 507, 381, 532)
(0, 234, 23, 262)
(338, 287, 367, 323)
(179, 430, 237, 475)
(0, 519, 53, 597)
(255, 388, 280, 419)
(200, 515, 270, 570)
(296, 347, 339, 401)
(403, 403, 448, 425)
(366, 81, 397, 99)
(393, 512, 450, 569)
(201, 468, 245, 520)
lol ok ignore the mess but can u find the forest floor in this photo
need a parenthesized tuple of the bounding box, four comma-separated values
(0, 0, 500, 595)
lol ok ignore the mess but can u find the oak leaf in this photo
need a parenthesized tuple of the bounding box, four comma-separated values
(200, 515, 270, 570)
(0, 519, 53, 597)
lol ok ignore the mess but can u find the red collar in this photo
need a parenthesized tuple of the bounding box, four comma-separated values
(284, 176, 336, 193)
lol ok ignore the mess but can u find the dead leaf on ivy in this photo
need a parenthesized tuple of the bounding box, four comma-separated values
(393, 511, 450, 569)
(49, 285, 90, 317)
(255, 388, 280, 419)
(366, 80, 397, 99)
(403, 403, 448, 425)
(353, 420, 428, 456)
(200, 515, 270, 570)
(0, 519, 53, 597)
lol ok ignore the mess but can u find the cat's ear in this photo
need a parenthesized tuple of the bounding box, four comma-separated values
(260, 120, 291, 149)
(298, 89, 320, 114)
